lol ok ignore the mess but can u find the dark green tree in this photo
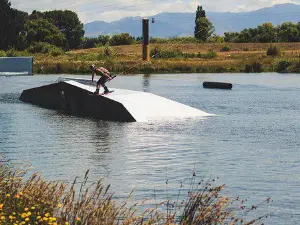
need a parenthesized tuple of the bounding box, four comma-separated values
(256, 23, 277, 43)
(21, 18, 68, 48)
(194, 6, 215, 41)
(42, 10, 84, 49)
(0, 0, 28, 50)
(278, 22, 300, 42)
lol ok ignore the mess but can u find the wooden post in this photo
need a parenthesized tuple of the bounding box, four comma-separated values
(142, 18, 150, 61)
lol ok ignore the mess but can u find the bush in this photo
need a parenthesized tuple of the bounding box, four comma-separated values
(6, 48, 19, 57)
(221, 45, 231, 52)
(109, 33, 136, 46)
(267, 45, 280, 56)
(0, 50, 6, 57)
(200, 50, 217, 59)
(50, 47, 64, 57)
(276, 60, 291, 72)
(244, 62, 262, 73)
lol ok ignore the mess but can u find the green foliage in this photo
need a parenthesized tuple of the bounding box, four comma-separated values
(21, 18, 68, 49)
(276, 60, 291, 73)
(97, 35, 110, 46)
(0, 50, 6, 57)
(221, 45, 231, 52)
(109, 33, 136, 46)
(0, 0, 28, 50)
(194, 6, 215, 41)
(225, 22, 300, 43)
(42, 10, 85, 49)
(277, 22, 300, 42)
(27, 42, 64, 56)
(208, 35, 225, 43)
(5, 48, 30, 57)
(81, 35, 111, 49)
(267, 45, 280, 56)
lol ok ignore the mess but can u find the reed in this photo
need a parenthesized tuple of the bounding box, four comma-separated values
(0, 159, 271, 225)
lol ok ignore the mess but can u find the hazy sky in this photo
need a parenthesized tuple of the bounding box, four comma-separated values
(11, 0, 299, 23)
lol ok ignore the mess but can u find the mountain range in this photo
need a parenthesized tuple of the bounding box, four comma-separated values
(84, 3, 300, 38)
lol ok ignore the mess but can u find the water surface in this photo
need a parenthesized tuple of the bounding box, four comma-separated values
(1, 73, 300, 224)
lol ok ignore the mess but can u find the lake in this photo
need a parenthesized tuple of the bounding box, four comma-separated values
(1, 73, 300, 224)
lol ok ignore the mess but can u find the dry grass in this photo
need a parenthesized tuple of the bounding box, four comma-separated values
(0, 160, 272, 225)
(31, 43, 300, 74)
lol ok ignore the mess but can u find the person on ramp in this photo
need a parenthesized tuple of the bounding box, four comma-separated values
(90, 64, 112, 95)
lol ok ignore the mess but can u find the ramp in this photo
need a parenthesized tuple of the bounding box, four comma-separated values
(20, 80, 213, 122)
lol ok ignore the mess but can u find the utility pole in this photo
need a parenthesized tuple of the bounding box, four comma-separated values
(142, 18, 150, 61)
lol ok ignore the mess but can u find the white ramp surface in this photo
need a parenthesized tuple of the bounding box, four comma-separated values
(66, 80, 213, 122)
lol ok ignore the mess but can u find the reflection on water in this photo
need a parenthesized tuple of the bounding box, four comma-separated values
(1, 73, 300, 224)
(142, 74, 151, 92)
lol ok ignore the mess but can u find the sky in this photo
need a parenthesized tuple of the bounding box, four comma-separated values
(11, 0, 300, 23)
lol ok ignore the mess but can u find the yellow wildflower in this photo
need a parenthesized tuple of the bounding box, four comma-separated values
(24, 208, 29, 211)
(31, 206, 35, 210)
(43, 217, 48, 221)
(37, 216, 41, 219)
(0, 204, 3, 210)
(76, 217, 81, 221)
(19, 192, 23, 195)
(6, 194, 10, 197)
(25, 218, 29, 222)
(45, 213, 50, 217)
(65, 222, 69, 225)
(1, 216, 5, 220)
(57, 203, 62, 208)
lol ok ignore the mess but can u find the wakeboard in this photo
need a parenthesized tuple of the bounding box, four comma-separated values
(89, 91, 115, 96)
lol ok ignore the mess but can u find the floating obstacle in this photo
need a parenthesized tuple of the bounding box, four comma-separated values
(19, 78, 214, 122)
(203, 82, 233, 90)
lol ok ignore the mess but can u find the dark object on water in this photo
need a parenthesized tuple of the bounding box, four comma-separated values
(203, 82, 233, 90)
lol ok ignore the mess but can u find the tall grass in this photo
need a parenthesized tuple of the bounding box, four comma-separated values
(0, 160, 271, 225)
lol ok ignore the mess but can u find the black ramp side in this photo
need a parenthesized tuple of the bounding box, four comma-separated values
(19, 82, 136, 122)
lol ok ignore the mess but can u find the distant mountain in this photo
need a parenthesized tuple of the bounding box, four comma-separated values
(84, 3, 300, 37)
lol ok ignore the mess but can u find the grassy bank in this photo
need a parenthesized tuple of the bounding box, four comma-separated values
(6, 42, 300, 74)
(0, 159, 271, 225)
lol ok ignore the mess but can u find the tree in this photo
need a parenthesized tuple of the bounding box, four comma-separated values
(256, 23, 277, 43)
(0, 0, 28, 50)
(21, 18, 68, 48)
(194, 6, 215, 41)
(109, 33, 135, 46)
(42, 10, 84, 49)
(278, 22, 300, 42)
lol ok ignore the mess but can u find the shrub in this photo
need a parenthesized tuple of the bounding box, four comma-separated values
(244, 62, 262, 73)
(50, 47, 64, 57)
(28, 42, 53, 54)
(109, 33, 136, 46)
(267, 45, 280, 56)
(276, 60, 291, 72)
(221, 45, 231, 52)
(0, 50, 6, 57)
(200, 50, 217, 59)
(6, 48, 19, 57)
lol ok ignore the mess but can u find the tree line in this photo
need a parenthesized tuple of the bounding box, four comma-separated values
(1, 0, 300, 53)
(0, 0, 84, 50)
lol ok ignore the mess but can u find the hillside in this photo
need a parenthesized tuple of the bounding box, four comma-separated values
(84, 3, 300, 37)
